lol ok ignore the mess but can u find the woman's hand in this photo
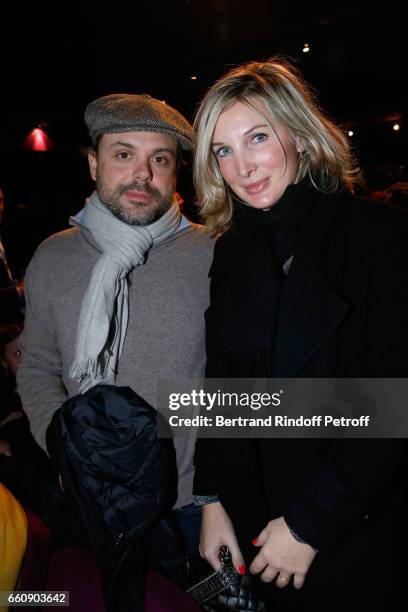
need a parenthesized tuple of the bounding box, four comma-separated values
(200, 501, 245, 573)
(249, 516, 316, 589)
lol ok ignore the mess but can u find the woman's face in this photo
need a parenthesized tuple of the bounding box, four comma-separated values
(211, 99, 302, 209)
(4, 335, 22, 376)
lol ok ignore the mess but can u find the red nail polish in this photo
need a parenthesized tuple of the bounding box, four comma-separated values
(251, 538, 257, 545)
(239, 564, 246, 575)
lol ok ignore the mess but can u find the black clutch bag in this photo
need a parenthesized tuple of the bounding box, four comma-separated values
(187, 546, 266, 611)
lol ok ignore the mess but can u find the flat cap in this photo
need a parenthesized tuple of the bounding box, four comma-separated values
(84, 93, 192, 150)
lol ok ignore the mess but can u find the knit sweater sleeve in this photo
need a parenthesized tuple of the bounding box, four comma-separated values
(17, 242, 68, 451)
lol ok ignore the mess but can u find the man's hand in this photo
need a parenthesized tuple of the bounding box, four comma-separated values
(249, 516, 316, 589)
(200, 501, 245, 574)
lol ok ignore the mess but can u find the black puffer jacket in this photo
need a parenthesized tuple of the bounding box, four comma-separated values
(47, 384, 185, 612)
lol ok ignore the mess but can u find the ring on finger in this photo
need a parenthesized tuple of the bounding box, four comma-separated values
(278, 574, 290, 583)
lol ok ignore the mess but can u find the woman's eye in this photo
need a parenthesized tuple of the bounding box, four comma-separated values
(214, 146, 230, 159)
(253, 133, 268, 144)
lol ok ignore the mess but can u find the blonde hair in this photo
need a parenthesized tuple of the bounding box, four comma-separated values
(193, 57, 360, 234)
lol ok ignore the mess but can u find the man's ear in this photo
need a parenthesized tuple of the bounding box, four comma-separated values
(88, 151, 98, 181)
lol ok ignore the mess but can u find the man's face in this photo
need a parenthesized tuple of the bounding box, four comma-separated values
(88, 132, 178, 226)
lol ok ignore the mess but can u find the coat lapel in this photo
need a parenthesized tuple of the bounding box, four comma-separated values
(273, 191, 351, 377)
(273, 254, 349, 376)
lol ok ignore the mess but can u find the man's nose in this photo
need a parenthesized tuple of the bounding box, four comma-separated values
(131, 158, 153, 182)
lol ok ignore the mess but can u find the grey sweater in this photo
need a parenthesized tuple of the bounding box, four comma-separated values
(17, 223, 214, 507)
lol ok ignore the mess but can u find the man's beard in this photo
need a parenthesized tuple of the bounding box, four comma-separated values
(96, 174, 174, 226)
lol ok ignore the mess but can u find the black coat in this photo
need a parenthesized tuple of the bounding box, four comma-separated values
(194, 189, 408, 611)
(47, 385, 187, 612)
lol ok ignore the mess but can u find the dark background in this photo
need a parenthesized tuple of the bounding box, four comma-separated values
(0, 0, 407, 275)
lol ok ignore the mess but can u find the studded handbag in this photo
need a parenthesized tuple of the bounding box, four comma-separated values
(187, 546, 266, 611)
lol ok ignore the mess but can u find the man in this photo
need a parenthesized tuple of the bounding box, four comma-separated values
(17, 94, 214, 558)
(0, 187, 24, 325)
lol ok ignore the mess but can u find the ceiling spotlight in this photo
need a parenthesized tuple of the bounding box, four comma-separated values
(393, 123, 400, 131)
(348, 130, 354, 137)
(302, 43, 310, 53)
(190, 75, 198, 80)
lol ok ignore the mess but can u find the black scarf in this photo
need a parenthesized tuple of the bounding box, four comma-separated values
(205, 180, 317, 377)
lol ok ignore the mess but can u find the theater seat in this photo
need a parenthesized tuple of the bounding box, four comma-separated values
(18, 509, 51, 592)
(146, 570, 202, 612)
(45, 546, 104, 612)
(17, 508, 201, 612)
(46, 547, 201, 612)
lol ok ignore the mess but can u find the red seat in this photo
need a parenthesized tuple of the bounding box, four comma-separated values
(46, 547, 201, 612)
(18, 509, 52, 592)
(146, 570, 202, 612)
(17, 509, 200, 611)
(45, 546, 105, 612)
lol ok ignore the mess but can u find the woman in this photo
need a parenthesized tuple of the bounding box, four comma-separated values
(192, 58, 408, 611)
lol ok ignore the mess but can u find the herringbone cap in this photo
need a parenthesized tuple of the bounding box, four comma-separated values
(85, 93, 192, 150)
